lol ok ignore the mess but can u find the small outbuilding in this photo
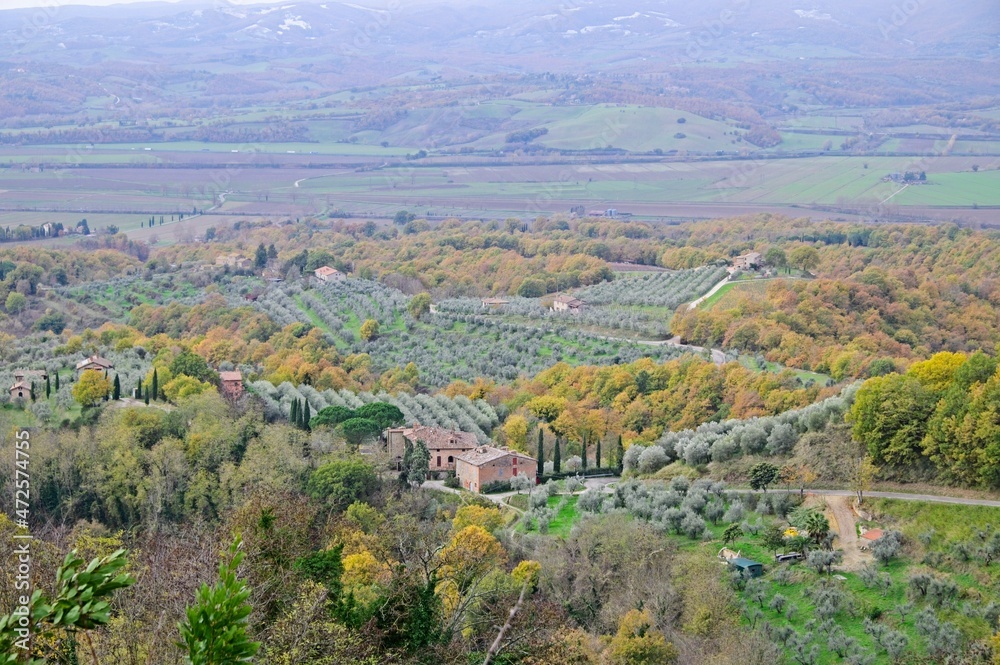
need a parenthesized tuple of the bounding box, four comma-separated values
(728, 557, 764, 578)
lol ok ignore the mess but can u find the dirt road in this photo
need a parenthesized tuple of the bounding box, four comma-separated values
(824, 495, 869, 570)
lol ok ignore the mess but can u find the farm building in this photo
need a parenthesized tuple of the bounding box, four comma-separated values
(14, 369, 47, 382)
(859, 528, 885, 550)
(455, 446, 537, 493)
(219, 371, 244, 399)
(215, 253, 253, 270)
(733, 252, 763, 270)
(75, 355, 113, 375)
(728, 558, 764, 578)
(8, 380, 32, 401)
(481, 298, 509, 308)
(552, 294, 585, 314)
(314, 266, 346, 283)
(385, 424, 479, 472)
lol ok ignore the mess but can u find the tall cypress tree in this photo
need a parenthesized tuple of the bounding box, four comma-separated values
(54, 372, 59, 391)
(616, 435, 624, 474)
(553, 437, 561, 475)
(136, 378, 141, 399)
(144, 386, 149, 405)
(581, 434, 588, 472)
(303, 401, 311, 431)
(151, 369, 158, 401)
(596, 438, 602, 469)
(536, 429, 544, 467)
(45, 375, 50, 399)
(112, 374, 120, 400)
(290, 399, 299, 426)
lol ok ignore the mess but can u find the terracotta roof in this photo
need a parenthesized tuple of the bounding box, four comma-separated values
(399, 425, 478, 450)
(315, 266, 340, 277)
(9, 380, 31, 392)
(861, 529, 885, 541)
(481, 298, 509, 305)
(456, 446, 535, 467)
(75, 355, 113, 370)
(219, 371, 243, 382)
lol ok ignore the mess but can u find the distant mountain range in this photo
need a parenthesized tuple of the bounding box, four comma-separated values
(2, 0, 996, 73)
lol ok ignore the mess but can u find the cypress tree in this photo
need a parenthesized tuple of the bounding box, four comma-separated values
(136, 378, 141, 399)
(616, 435, 624, 474)
(290, 399, 298, 425)
(112, 374, 120, 400)
(45, 375, 50, 399)
(553, 437, 561, 475)
(144, 386, 149, 405)
(30, 382, 35, 402)
(151, 369, 158, 401)
(581, 434, 588, 471)
(303, 401, 311, 431)
(536, 429, 544, 467)
(596, 438, 602, 469)
(54, 373, 59, 391)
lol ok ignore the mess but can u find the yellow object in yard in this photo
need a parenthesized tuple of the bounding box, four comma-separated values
(784, 527, 799, 537)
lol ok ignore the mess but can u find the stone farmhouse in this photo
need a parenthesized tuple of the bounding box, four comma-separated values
(455, 446, 537, 493)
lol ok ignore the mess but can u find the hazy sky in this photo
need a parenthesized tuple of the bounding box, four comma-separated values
(0, 0, 378, 9)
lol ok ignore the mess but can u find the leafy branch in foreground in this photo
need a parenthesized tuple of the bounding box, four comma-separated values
(0, 548, 135, 664)
(178, 536, 260, 665)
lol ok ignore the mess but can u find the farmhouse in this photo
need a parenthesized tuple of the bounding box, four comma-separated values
(219, 371, 244, 399)
(215, 253, 253, 270)
(314, 265, 346, 283)
(262, 269, 284, 283)
(385, 424, 479, 472)
(552, 294, 585, 314)
(75, 355, 114, 374)
(8, 380, 32, 401)
(14, 369, 47, 382)
(455, 446, 537, 493)
(733, 251, 763, 270)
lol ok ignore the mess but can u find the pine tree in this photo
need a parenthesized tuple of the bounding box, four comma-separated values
(596, 438, 602, 469)
(616, 435, 624, 474)
(45, 375, 50, 399)
(537, 429, 544, 467)
(255, 243, 268, 269)
(553, 437, 561, 475)
(112, 375, 121, 400)
(151, 369, 158, 401)
(303, 401, 311, 431)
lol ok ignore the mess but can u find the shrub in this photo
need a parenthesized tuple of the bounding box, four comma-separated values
(637, 445, 669, 474)
(577, 488, 604, 513)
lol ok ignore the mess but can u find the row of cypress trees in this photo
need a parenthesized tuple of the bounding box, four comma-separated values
(535, 429, 626, 476)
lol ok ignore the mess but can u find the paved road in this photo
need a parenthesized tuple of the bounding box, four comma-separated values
(740, 488, 1000, 508)
(688, 276, 732, 310)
